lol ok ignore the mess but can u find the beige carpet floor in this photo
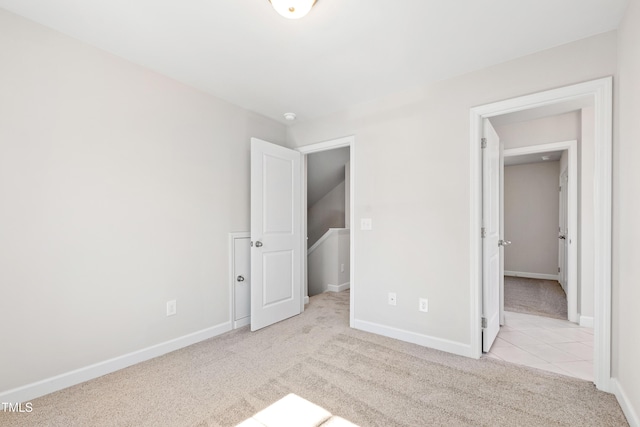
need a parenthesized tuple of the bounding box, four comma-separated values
(2, 291, 627, 427)
(504, 276, 568, 320)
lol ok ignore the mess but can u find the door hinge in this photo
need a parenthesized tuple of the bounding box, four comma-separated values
(558, 267, 561, 273)
(481, 227, 486, 238)
(481, 317, 487, 328)
(481, 138, 487, 149)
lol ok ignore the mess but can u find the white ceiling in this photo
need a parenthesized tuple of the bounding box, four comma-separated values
(0, 0, 628, 124)
(504, 151, 563, 167)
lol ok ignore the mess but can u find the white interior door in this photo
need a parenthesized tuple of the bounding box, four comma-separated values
(250, 138, 302, 331)
(558, 169, 569, 293)
(233, 236, 251, 328)
(499, 138, 505, 326)
(482, 119, 502, 352)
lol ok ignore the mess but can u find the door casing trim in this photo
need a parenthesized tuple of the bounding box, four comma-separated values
(469, 77, 612, 391)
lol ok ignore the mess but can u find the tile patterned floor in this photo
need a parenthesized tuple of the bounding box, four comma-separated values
(485, 311, 594, 381)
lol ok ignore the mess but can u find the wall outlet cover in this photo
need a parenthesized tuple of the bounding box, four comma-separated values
(388, 292, 397, 306)
(166, 300, 177, 316)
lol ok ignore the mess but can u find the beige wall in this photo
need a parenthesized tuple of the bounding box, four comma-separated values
(495, 111, 581, 149)
(503, 162, 560, 276)
(614, 0, 640, 419)
(307, 181, 346, 247)
(287, 32, 617, 349)
(0, 10, 285, 392)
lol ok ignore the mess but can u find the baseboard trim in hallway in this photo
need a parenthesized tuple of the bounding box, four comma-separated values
(504, 271, 560, 281)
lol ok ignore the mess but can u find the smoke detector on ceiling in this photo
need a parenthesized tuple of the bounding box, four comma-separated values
(284, 112, 297, 121)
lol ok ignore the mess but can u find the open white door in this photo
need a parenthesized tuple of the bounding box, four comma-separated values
(250, 138, 302, 331)
(482, 119, 502, 352)
(558, 169, 569, 293)
(499, 137, 505, 326)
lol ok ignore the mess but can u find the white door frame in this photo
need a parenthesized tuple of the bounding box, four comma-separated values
(503, 140, 578, 323)
(297, 136, 356, 327)
(469, 77, 612, 392)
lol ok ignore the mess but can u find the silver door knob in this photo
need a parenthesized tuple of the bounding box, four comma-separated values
(237, 275, 245, 282)
(255, 241, 263, 248)
(498, 240, 512, 247)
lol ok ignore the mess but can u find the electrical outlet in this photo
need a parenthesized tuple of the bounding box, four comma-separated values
(419, 298, 428, 313)
(166, 300, 177, 316)
(340, 263, 345, 273)
(360, 218, 372, 230)
(388, 292, 397, 306)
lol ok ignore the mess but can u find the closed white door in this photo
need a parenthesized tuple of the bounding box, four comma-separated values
(482, 119, 502, 352)
(250, 138, 302, 331)
(233, 236, 251, 328)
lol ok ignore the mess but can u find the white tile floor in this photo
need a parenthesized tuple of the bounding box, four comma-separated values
(485, 311, 594, 381)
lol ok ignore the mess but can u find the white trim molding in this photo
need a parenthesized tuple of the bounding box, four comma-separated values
(327, 282, 350, 293)
(307, 228, 349, 255)
(579, 316, 594, 328)
(353, 319, 472, 358)
(612, 379, 640, 427)
(469, 77, 613, 392)
(504, 271, 559, 281)
(0, 321, 232, 404)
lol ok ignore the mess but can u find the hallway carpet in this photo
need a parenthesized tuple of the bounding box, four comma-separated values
(2, 291, 626, 427)
(504, 276, 568, 320)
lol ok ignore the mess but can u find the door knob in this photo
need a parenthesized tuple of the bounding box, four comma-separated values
(237, 275, 245, 282)
(559, 235, 566, 240)
(498, 240, 512, 247)
(255, 241, 263, 248)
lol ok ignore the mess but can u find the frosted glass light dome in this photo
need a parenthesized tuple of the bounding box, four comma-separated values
(269, 0, 317, 19)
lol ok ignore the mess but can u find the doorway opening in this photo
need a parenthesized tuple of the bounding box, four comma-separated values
(298, 136, 355, 327)
(488, 138, 594, 381)
(305, 147, 350, 298)
(500, 139, 578, 324)
(470, 77, 613, 391)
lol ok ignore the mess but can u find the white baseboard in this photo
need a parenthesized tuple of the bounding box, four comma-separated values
(327, 282, 350, 293)
(353, 319, 472, 358)
(304, 296, 310, 305)
(579, 315, 594, 328)
(504, 271, 559, 281)
(234, 317, 250, 329)
(612, 378, 639, 427)
(0, 321, 232, 404)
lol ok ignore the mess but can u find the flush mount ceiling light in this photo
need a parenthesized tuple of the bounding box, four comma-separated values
(284, 112, 297, 121)
(269, 0, 318, 19)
